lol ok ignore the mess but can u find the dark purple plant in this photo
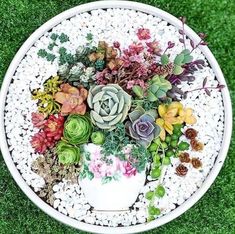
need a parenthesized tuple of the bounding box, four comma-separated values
(178, 17, 208, 52)
(178, 16, 187, 49)
(168, 59, 205, 86)
(183, 77, 225, 98)
(163, 41, 175, 54)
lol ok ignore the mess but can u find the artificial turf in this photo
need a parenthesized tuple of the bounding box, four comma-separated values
(0, 0, 234, 233)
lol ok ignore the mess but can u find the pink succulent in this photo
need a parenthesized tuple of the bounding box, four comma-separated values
(96, 70, 109, 85)
(31, 112, 46, 129)
(129, 54, 142, 63)
(129, 43, 144, 55)
(126, 79, 148, 90)
(136, 65, 148, 77)
(126, 80, 135, 89)
(121, 56, 132, 68)
(54, 83, 88, 115)
(146, 41, 162, 55)
(137, 28, 151, 40)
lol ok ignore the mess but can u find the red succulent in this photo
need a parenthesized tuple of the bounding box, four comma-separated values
(129, 42, 144, 55)
(31, 114, 65, 153)
(113, 41, 120, 49)
(30, 131, 55, 154)
(44, 114, 65, 141)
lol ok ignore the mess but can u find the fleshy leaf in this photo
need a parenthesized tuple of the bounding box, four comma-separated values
(161, 54, 169, 65)
(147, 91, 158, 102)
(173, 65, 184, 75)
(174, 54, 185, 65)
(132, 85, 144, 98)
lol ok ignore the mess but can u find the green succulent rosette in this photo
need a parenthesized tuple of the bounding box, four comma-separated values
(91, 131, 105, 145)
(63, 114, 93, 144)
(87, 84, 132, 130)
(56, 141, 80, 165)
(147, 75, 172, 101)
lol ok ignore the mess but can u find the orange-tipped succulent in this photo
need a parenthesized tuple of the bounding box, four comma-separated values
(54, 83, 88, 115)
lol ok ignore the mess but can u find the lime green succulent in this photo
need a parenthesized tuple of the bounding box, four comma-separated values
(32, 90, 61, 115)
(56, 141, 80, 165)
(43, 75, 62, 95)
(87, 84, 131, 130)
(91, 131, 105, 145)
(147, 75, 172, 101)
(32, 76, 62, 115)
(63, 114, 93, 145)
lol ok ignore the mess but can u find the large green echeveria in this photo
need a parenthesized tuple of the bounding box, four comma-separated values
(56, 141, 80, 164)
(63, 114, 93, 144)
(87, 84, 131, 130)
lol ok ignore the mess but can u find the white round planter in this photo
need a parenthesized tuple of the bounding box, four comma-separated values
(0, 1, 232, 233)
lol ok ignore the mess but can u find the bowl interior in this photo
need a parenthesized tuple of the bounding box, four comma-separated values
(0, 1, 232, 233)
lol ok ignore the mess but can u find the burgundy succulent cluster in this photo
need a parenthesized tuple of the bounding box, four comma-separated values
(95, 28, 163, 92)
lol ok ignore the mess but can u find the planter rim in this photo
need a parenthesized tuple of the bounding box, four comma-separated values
(0, 1, 232, 233)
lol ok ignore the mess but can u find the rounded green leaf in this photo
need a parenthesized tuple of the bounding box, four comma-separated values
(145, 191, 154, 200)
(132, 85, 144, 98)
(155, 185, 165, 198)
(173, 65, 184, 75)
(174, 53, 185, 65)
(161, 54, 169, 65)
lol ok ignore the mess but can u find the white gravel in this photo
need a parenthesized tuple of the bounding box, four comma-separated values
(4, 9, 224, 227)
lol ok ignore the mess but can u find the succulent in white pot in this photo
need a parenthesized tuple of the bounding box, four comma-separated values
(79, 143, 148, 211)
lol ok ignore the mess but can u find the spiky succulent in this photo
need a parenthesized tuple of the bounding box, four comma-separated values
(87, 84, 131, 130)
(125, 106, 161, 147)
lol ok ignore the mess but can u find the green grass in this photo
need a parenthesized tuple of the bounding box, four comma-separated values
(0, 0, 234, 233)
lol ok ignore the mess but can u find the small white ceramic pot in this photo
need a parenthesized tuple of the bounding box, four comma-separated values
(79, 143, 146, 211)
(79, 170, 146, 211)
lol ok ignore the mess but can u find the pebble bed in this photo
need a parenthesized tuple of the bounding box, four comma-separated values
(4, 9, 224, 227)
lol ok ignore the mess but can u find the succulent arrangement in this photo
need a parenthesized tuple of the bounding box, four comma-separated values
(31, 20, 224, 220)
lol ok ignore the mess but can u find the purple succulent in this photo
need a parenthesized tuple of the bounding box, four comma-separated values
(125, 107, 160, 147)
